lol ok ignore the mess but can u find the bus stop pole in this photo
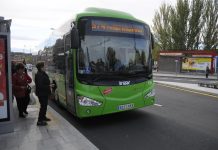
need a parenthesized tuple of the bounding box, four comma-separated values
(217, 67, 218, 79)
(175, 60, 178, 76)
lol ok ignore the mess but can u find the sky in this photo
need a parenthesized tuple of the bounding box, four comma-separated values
(1, 0, 177, 54)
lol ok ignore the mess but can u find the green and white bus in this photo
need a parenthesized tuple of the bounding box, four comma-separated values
(42, 7, 155, 118)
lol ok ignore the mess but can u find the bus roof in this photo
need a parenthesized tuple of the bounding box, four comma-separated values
(75, 7, 148, 25)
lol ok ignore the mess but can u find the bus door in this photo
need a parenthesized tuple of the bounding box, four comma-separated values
(65, 49, 76, 114)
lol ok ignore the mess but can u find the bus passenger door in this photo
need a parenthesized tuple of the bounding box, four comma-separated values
(65, 50, 76, 114)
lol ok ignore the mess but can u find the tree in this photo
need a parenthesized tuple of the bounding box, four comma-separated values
(152, 3, 172, 50)
(152, 42, 160, 61)
(202, 0, 218, 50)
(170, 0, 190, 50)
(152, 0, 217, 50)
(186, 0, 204, 49)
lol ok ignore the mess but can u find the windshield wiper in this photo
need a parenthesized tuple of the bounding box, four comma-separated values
(92, 74, 107, 82)
(125, 71, 152, 79)
(92, 73, 125, 82)
(79, 75, 94, 84)
(91, 70, 152, 82)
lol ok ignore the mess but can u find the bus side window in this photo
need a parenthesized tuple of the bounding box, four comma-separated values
(65, 34, 71, 51)
(65, 34, 74, 88)
(68, 53, 74, 88)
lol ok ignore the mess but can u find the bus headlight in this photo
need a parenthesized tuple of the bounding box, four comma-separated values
(78, 96, 102, 106)
(145, 89, 155, 98)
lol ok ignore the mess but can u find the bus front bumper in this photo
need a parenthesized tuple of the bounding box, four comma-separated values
(76, 96, 155, 118)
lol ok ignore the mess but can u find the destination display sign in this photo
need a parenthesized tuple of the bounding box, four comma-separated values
(91, 20, 145, 36)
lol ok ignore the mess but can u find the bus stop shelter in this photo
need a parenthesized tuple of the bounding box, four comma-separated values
(0, 16, 14, 134)
(158, 50, 217, 74)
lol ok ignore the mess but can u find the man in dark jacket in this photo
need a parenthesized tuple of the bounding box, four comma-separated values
(35, 62, 51, 126)
(206, 66, 210, 78)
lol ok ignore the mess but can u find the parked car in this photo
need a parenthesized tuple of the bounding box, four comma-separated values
(26, 64, 33, 71)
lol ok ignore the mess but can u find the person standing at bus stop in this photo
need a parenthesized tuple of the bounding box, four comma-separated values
(12, 63, 32, 118)
(35, 62, 51, 126)
(206, 66, 210, 78)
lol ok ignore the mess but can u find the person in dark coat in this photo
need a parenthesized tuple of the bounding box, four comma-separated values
(35, 62, 51, 126)
(12, 63, 32, 118)
(206, 66, 210, 78)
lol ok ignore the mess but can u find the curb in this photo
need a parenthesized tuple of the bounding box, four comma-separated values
(155, 81, 218, 98)
(153, 74, 218, 81)
(198, 82, 218, 89)
(32, 92, 99, 150)
(48, 106, 99, 150)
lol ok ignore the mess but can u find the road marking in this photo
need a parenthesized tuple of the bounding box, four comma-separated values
(157, 83, 218, 99)
(154, 104, 163, 107)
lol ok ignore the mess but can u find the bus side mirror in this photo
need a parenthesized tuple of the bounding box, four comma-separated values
(71, 27, 79, 49)
(151, 33, 154, 49)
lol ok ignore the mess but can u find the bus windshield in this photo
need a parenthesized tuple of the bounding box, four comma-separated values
(77, 18, 151, 84)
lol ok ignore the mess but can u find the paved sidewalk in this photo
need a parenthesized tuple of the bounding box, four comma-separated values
(154, 71, 218, 94)
(0, 99, 98, 150)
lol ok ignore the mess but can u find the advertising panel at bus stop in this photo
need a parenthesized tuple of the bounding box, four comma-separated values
(0, 37, 9, 121)
(182, 57, 211, 71)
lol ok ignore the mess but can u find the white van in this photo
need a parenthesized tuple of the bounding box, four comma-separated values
(26, 64, 33, 71)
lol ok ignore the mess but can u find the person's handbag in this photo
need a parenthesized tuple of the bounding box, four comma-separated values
(27, 84, 32, 94)
(29, 92, 36, 105)
(29, 85, 37, 105)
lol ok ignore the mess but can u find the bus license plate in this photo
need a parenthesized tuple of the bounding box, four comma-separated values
(118, 103, 134, 110)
